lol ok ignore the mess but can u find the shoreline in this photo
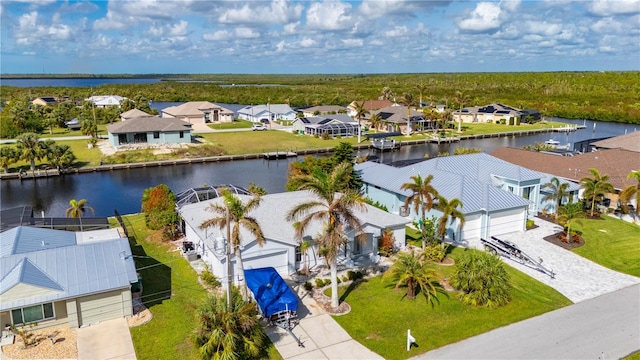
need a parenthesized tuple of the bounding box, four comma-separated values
(0, 126, 581, 181)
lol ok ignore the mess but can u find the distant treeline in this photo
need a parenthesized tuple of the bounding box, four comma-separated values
(1, 72, 638, 124)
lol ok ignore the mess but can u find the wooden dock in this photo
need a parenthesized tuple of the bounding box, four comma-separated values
(263, 151, 297, 160)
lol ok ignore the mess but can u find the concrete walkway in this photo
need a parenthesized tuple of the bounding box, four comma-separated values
(266, 285, 383, 360)
(77, 318, 136, 360)
(461, 217, 640, 303)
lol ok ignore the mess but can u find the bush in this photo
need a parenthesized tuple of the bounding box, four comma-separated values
(304, 281, 313, 291)
(378, 228, 396, 257)
(200, 267, 221, 289)
(321, 132, 331, 140)
(526, 219, 535, 229)
(315, 278, 331, 288)
(451, 250, 512, 308)
(422, 244, 445, 262)
(508, 118, 515, 125)
(515, 117, 521, 126)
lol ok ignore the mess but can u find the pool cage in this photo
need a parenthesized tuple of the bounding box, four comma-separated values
(304, 122, 359, 138)
(175, 184, 251, 207)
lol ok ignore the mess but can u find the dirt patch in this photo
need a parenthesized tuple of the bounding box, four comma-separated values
(542, 233, 585, 250)
(2, 325, 77, 359)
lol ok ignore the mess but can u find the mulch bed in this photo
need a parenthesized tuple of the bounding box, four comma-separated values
(542, 232, 585, 250)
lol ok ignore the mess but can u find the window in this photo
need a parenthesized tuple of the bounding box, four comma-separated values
(153, 131, 160, 139)
(204, 112, 211, 122)
(523, 187, 532, 200)
(179, 131, 184, 138)
(11, 303, 55, 325)
(507, 186, 514, 193)
(295, 246, 301, 262)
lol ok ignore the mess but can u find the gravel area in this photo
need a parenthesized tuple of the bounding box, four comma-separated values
(1, 325, 77, 359)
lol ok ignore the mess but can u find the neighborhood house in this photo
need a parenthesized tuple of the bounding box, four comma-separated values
(161, 101, 234, 124)
(106, 116, 192, 147)
(291, 114, 359, 137)
(453, 103, 541, 124)
(237, 104, 297, 122)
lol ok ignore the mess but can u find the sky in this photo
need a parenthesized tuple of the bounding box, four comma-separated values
(1, 0, 639, 74)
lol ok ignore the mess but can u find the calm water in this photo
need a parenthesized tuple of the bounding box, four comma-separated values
(0, 78, 161, 87)
(1, 119, 636, 218)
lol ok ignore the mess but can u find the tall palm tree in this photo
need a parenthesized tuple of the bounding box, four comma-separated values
(193, 288, 267, 360)
(380, 86, 393, 100)
(434, 195, 465, 250)
(16, 133, 46, 172)
(65, 199, 94, 218)
(287, 162, 366, 308)
(453, 91, 470, 132)
(200, 190, 265, 298)
(542, 177, 570, 214)
(415, 82, 428, 108)
(580, 168, 614, 216)
(46, 143, 76, 172)
(352, 101, 370, 143)
(299, 239, 312, 275)
(398, 92, 415, 136)
(369, 113, 382, 133)
(0, 147, 18, 173)
(384, 250, 445, 304)
(619, 170, 640, 214)
(401, 174, 438, 249)
(557, 202, 585, 240)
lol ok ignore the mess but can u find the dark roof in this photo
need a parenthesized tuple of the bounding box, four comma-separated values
(107, 116, 192, 134)
(1, 206, 34, 232)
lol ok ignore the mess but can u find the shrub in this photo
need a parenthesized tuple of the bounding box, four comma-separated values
(378, 228, 396, 257)
(508, 118, 515, 125)
(515, 117, 521, 126)
(304, 281, 313, 291)
(422, 244, 445, 262)
(526, 219, 535, 229)
(321, 132, 331, 140)
(200, 267, 221, 289)
(451, 250, 512, 308)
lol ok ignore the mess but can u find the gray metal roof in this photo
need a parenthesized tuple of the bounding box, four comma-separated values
(1, 226, 77, 258)
(106, 116, 192, 134)
(0, 227, 137, 311)
(179, 190, 410, 251)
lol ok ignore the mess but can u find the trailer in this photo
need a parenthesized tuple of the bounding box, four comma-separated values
(244, 267, 304, 347)
(481, 236, 555, 278)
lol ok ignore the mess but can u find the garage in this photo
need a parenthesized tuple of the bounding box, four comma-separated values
(489, 207, 526, 238)
(239, 250, 289, 276)
(461, 213, 482, 242)
(77, 290, 129, 327)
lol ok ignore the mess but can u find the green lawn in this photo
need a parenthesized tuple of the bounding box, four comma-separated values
(205, 119, 253, 130)
(332, 247, 572, 360)
(572, 216, 640, 277)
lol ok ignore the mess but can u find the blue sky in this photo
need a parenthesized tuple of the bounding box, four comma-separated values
(1, 0, 639, 74)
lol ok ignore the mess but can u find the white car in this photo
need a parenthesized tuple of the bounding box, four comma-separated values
(252, 124, 267, 131)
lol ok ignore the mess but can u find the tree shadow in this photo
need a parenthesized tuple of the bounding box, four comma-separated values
(339, 278, 368, 303)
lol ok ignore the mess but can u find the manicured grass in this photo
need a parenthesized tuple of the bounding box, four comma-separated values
(206, 120, 253, 130)
(457, 121, 568, 136)
(571, 216, 640, 277)
(332, 247, 572, 360)
(111, 214, 281, 360)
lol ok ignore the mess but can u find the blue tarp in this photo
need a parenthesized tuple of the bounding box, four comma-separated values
(244, 267, 298, 317)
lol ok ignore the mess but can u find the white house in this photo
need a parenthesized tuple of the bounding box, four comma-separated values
(355, 153, 577, 247)
(291, 115, 359, 137)
(300, 105, 346, 117)
(178, 190, 410, 285)
(0, 227, 138, 329)
(85, 95, 127, 108)
(452, 103, 541, 124)
(237, 104, 297, 122)
(162, 101, 234, 124)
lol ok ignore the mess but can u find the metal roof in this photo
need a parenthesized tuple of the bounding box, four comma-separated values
(0, 227, 137, 311)
(1, 226, 77, 258)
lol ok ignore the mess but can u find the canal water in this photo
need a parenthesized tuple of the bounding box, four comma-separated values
(1, 119, 636, 217)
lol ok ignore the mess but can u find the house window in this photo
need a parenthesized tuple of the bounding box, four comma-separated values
(523, 187, 532, 200)
(153, 131, 160, 139)
(11, 303, 55, 325)
(179, 131, 184, 138)
(295, 246, 301, 262)
(204, 112, 211, 122)
(507, 186, 514, 193)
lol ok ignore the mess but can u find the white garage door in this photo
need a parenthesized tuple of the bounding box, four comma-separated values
(461, 213, 482, 243)
(77, 290, 126, 326)
(240, 250, 289, 276)
(490, 208, 525, 237)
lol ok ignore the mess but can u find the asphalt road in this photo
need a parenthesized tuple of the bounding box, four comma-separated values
(414, 283, 640, 360)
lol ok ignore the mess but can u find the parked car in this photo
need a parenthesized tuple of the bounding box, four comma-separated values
(260, 118, 270, 124)
(252, 124, 267, 131)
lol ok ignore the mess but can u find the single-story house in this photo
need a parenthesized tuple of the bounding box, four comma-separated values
(178, 190, 410, 285)
(86, 95, 127, 108)
(161, 101, 234, 124)
(236, 104, 297, 122)
(291, 114, 359, 137)
(346, 100, 393, 118)
(355, 153, 577, 246)
(373, 105, 434, 134)
(300, 105, 347, 117)
(106, 116, 192, 147)
(590, 132, 640, 153)
(453, 103, 540, 124)
(120, 108, 152, 121)
(0, 226, 137, 329)
(32, 97, 58, 107)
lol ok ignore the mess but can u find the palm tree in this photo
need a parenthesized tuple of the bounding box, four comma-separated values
(415, 82, 429, 108)
(193, 288, 267, 360)
(398, 92, 415, 136)
(619, 170, 640, 214)
(65, 199, 94, 218)
(542, 177, 570, 214)
(580, 168, 614, 216)
(46, 143, 76, 172)
(557, 202, 585, 240)
(369, 113, 382, 133)
(384, 250, 445, 304)
(401, 174, 438, 249)
(380, 86, 393, 100)
(352, 101, 370, 143)
(200, 190, 265, 298)
(287, 162, 366, 308)
(453, 91, 470, 132)
(16, 133, 46, 172)
(451, 250, 511, 308)
(0, 146, 18, 173)
(299, 239, 312, 275)
(434, 195, 465, 250)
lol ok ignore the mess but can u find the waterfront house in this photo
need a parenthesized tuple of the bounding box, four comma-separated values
(346, 100, 393, 118)
(86, 95, 127, 108)
(0, 226, 137, 329)
(120, 108, 152, 121)
(291, 114, 359, 137)
(178, 189, 409, 283)
(373, 105, 432, 134)
(300, 105, 346, 117)
(106, 116, 192, 147)
(356, 153, 577, 246)
(453, 103, 540, 124)
(590, 132, 640, 152)
(237, 104, 297, 122)
(161, 101, 234, 124)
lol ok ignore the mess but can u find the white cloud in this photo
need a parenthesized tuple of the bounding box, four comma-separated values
(457, 2, 502, 32)
(169, 21, 189, 37)
(202, 30, 231, 41)
(300, 37, 317, 47)
(588, 0, 640, 16)
(235, 27, 260, 39)
(15, 10, 71, 45)
(591, 17, 625, 33)
(283, 21, 300, 35)
(501, 0, 521, 12)
(341, 38, 363, 47)
(306, 1, 353, 31)
(384, 25, 409, 37)
(218, 0, 303, 25)
(523, 21, 562, 36)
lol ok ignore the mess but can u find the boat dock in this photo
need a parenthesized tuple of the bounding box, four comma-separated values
(262, 151, 297, 160)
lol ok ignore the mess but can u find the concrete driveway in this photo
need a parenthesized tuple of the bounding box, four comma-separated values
(77, 318, 136, 360)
